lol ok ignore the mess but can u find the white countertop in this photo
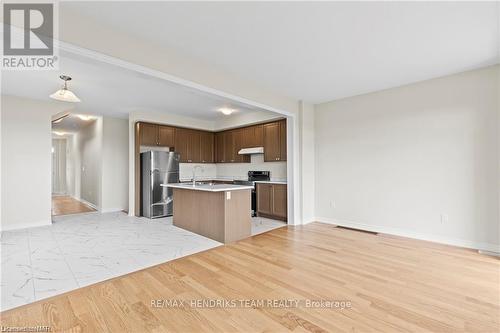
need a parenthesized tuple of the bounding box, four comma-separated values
(254, 180, 287, 185)
(161, 183, 254, 192)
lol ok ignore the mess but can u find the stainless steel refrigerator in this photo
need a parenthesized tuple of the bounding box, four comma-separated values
(141, 151, 180, 218)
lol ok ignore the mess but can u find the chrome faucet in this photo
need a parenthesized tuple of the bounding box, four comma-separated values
(192, 165, 203, 186)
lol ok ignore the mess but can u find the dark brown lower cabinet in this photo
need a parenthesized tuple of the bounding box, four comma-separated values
(256, 183, 287, 221)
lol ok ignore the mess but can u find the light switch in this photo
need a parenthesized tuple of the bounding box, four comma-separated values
(226, 192, 231, 200)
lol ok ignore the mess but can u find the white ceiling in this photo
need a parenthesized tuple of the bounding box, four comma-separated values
(1, 51, 270, 119)
(62, 1, 500, 103)
(52, 113, 97, 135)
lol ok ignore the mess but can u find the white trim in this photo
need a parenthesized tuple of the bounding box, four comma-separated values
(478, 250, 500, 257)
(316, 217, 500, 253)
(0, 220, 51, 232)
(74, 197, 99, 211)
(100, 208, 125, 213)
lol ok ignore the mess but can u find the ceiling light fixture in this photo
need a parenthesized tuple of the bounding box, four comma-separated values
(53, 131, 66, 136)
(219, 107, 235, 116)
(50, 75, 81, 103)
(77, 115, 94, 121)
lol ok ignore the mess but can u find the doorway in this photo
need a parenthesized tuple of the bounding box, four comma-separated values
(51, 114, 97, 216)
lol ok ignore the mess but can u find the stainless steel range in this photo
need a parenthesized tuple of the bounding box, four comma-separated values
(233, 171, 270, 217)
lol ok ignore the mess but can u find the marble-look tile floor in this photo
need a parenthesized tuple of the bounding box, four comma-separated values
(0, 212, 285, 311)
(251, 216, 287, 236)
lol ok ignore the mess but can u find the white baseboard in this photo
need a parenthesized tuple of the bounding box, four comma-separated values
(315, 216, 500, 253)
(100, 208, 125, 213)
(72, 196, 99, 211)
(0, 219, 51, 232)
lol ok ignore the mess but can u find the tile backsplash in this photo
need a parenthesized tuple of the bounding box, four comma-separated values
(179, 154, 287, 181)
(179, 163, 217, 181)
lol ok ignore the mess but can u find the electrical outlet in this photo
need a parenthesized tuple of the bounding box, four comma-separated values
(441, 214, 449, 224)
(330, 201, 336, 209)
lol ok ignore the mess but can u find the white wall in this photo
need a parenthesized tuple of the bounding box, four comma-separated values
(299, 101, 316, 223)
(65, 135, 78, 198)
(76, 118, 103, 208)
(51, 138, 67, 194)
(101, 117, 129, 212)
(315, 65, 499, 252)
(66, 116, 128, 213)
(1, 95, 68, 231)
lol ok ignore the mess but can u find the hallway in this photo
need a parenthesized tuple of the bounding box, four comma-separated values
(52, 196, 96, 216)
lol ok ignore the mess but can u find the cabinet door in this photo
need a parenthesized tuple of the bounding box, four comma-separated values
(215, 132, 225, 163)
(200, 131, 214, 163)
(158, 125, 175, 147)
(224, 131, 236, 163)
(279, 120, 287, 161)
(139, 123, 158, 146)
(254, 124, 264, 147)
(240, 125, 264, 148)
(240, 126, 252, 149)
(257, 183, 272, 215)
(233, 129, 250, 163)
(272, 184, 287, 219)
(187, 130, 201, 163)
(174, 128, 190, 162)
(263, 122, 280, 162)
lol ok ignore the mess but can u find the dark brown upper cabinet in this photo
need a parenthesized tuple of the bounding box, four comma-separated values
(263, 120, 287, 162)
(233, 129, 250, 163)
(240, 124, 263, 148)
(200, 131, 214, 163)
(139, 122, 175, 147)
(175, 128, 205, 163)
(174, 128, 190, 163)
(158, 126, 175, 147)
(139, 123, 159, 146)
(215, 132, 226, 163)
(223, 131, 235, 163)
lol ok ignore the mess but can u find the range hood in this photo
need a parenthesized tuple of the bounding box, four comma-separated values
(238, 147, 264, 155)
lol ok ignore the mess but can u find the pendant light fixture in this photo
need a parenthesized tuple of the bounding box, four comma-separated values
(50, 75, 81, 103)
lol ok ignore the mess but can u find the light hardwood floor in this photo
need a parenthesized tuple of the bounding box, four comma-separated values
(52, 196, 96, 216)
(1, 223, 498, 332)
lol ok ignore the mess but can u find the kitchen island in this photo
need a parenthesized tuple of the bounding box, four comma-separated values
(161, 183, 253, 243)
